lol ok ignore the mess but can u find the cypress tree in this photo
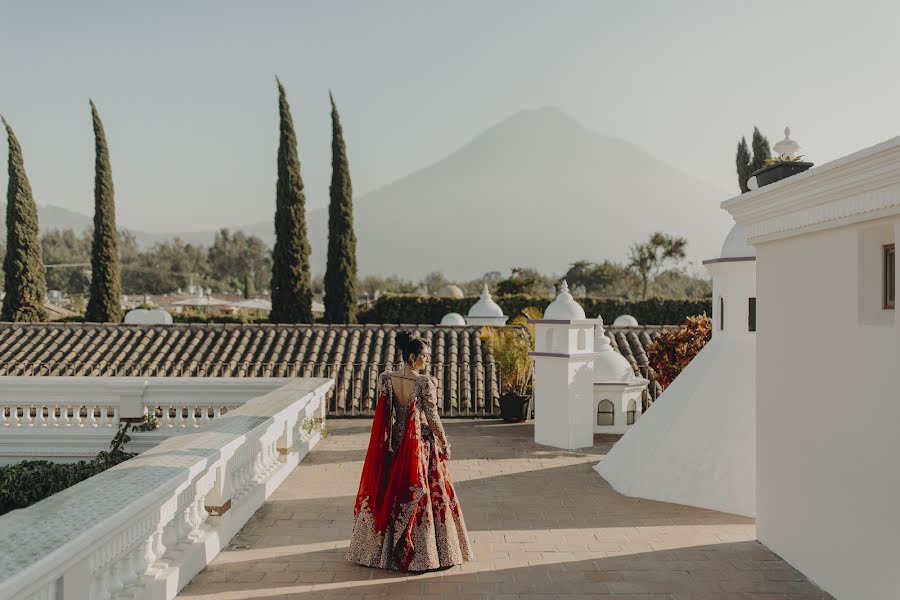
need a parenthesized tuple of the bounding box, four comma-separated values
(84, 100, 123, 323)
(735, 136, 752, 193)
(270, 79, 313, 323)
(1, 118, 46, 322)
(323, 92, 358, 324)
(750, 126, 772, 174)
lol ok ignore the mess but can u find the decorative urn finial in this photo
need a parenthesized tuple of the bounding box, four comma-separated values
(773, 126, 803, 160)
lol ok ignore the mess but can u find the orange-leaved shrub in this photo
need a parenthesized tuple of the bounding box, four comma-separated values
(646, 314, 712, 389)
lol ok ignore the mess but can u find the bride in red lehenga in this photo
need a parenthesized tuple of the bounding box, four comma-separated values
(347, 331, 474, 571)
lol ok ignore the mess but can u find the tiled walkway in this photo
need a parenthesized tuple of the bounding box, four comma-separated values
(179, 419, 832, 599)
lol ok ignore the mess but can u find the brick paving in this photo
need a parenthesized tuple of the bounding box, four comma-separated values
(179, 419, 833, 599)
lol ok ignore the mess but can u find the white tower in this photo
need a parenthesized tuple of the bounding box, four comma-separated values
(595, 222, 758, 517)
(528, 281, 603, 449)
(592, 317, 649, 434)
(465, 284, 508, 326)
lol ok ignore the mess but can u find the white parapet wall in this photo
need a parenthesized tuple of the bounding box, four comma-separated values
(0, 377, 333, 600)
(0, 378, 292, 464)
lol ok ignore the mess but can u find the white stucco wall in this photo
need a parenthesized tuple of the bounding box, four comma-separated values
(596, 255, 756, 517)
(756, 219, 900, 599)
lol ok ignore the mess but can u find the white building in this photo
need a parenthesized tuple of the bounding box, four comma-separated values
(595, 221, 757, 517)
(465, 284, 508, 326)
(723, 135, 900, 600)
(529, 281, 601, 449)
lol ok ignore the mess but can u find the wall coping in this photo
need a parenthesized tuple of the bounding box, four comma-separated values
(722, 135, 900, 243)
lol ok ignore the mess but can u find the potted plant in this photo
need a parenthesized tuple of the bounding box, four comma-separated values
(751, 155, 813, 188)
(480, 307, 541, 422)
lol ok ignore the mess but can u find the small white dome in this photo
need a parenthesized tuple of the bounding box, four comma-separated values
(613, 314, 639, 327)
(467, 284, 504, 317)
(439, 312, 466, 326)
(720, 223, 756, 259)
(544, 280, 586, 320)
(594, 322, 636, 381)
(124, 308, 173, 325)
(435, 284, 464, 299)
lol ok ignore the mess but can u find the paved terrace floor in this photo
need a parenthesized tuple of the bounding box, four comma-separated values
(179, 420, 832, 600)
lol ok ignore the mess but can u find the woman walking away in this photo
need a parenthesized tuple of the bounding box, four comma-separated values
(347, 331, 473, 571)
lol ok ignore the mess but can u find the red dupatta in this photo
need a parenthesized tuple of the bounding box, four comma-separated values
(353, 384, 429, 569)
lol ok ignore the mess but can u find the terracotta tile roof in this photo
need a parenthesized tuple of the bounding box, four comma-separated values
(0, 323, 673, 416)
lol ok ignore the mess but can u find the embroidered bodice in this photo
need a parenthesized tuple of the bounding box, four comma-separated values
(379, 371, 447, 454)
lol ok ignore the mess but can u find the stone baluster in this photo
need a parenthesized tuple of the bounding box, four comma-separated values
(98, 406, 108, 428)
(87, 405, 98, 427)
(201, 406, 211, 426)
(37, 405, 47, 427)
(73, 406, 84, 426)
(161, 406, 173, 429)
(25, 405, 35, 427)
(2, 406, 9, 427)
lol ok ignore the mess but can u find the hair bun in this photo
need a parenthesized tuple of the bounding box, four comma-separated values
(396, 330, 415, 352)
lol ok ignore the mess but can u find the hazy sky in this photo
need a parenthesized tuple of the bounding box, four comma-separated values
(2, 1, 900, 233)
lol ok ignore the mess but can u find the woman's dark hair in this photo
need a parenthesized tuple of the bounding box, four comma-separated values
(396, 330, 429, 364)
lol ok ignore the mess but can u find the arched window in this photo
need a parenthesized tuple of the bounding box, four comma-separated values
(626, 399, 637, 425)
(576, 329, 586, 351)
(597, 399, 614, 426)
(545, 329, 554, 352)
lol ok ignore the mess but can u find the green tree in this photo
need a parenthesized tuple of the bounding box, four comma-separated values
(1, 118, 46, 322)
(208, 228, 271, 293)
(627, 232, 688, 300)
(496, 267, 550, 296)
(323, 92, 358, 323)
(750, 126, 771, 174)
(84, 101, 123, 323)
(42, 229, 92, 293)
(736, 136, 752, 193)
(270, 79, 313, 323)
(120, 238, 209, 295)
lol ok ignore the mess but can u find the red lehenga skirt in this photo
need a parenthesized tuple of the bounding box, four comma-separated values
(347, 392, 473, 571)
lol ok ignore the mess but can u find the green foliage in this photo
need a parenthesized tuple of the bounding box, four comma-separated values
(270, 79, 313, 323)
(208, 228, 271, 294)
(646, 314, 712, 389)
(479, 307, 541, 395)
(359, 294, 710, 326)
(750, 126, 772, 174)
(564, 260, 637, 297)
(496, 267, 552, 296)
(0, 450, 133, 515)
(736, 136, 752, 193)
(121, 237, 210, 295)
(627, 232, 688, 300)
(302, 416, 329, 438)
(171, 310, 266, 324)
(85, 101, 123, 323)
(1, 117, 47, 322)
(324, 93, 358, 324)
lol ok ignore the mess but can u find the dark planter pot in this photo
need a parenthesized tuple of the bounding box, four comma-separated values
(751, 161, 813, 188)
(499, 392, 532, 422)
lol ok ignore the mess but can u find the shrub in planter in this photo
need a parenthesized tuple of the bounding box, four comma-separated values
(480, 307, 541, 421)
(645, 314, 712, 390)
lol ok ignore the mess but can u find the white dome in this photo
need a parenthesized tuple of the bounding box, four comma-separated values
(124, 308, 173, 325)
(544, 280, 586, 320)
(435, 284, 464, 299)
(720, 223, 756, 259)
(467, 284, 504, 317)
(594, 323, 636, 381)
(439, 312, 466, 326)
(613, 314, 639, 327)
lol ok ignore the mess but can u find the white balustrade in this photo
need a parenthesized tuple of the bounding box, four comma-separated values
(0, 378, 297, 464)
(0, 377, 332, 600)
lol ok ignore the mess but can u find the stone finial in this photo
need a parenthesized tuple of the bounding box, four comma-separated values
(544, 279, 586, 320)
(773, 126, 803, 160)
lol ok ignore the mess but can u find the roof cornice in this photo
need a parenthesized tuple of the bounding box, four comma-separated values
(721, 135, 900, 243)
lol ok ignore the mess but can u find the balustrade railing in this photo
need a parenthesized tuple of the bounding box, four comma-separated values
(0, 377, 333, 600)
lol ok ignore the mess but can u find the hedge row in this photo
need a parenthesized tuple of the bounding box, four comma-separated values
(0, 450, 133, 515)
(358, 295, 712, 326)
